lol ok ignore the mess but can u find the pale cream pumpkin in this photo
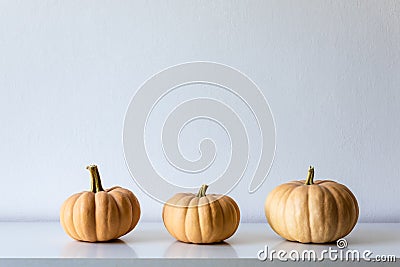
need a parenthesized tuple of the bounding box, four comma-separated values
(162, 185, 240, 244)
(60, 165, 140, 242)
(265, 166, 359, 243)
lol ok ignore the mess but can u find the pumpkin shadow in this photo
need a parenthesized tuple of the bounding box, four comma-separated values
(344, 225, 400, 246)
(61, 239, 137, 258)
(164, 240, 238, 258)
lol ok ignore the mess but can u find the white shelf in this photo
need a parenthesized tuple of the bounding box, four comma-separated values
(0, 222, 398, 266)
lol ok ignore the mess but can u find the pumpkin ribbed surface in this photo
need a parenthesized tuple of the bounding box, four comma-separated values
(265, 167, 359, 243)
(163, 185, 240, 244)
(60, 165, 140, 242)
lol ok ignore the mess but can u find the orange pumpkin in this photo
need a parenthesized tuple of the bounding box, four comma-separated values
(60, 165, 140, 242)
(265, 166, 359, 243)
(162, 185, 240, 244)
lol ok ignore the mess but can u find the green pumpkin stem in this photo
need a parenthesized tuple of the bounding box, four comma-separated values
(305, 166, 315, 185)
(87, 165, 104, 193)
(196, 184, 209, 197)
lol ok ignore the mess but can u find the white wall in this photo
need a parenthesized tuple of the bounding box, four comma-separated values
(0, 0, 399, 222)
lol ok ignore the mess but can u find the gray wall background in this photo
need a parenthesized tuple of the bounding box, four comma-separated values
(0, 0, 399, 222)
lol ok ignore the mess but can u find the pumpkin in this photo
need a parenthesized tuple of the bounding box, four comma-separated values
(265, 166, 359, 243)
(60, 165, 140, 242)
(162, 184, 240, 244)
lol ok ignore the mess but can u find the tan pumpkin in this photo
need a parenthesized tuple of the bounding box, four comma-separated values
(60, 165, 140, 242)
(265, 166, 359, 243)
(162, 184, 240, 244)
